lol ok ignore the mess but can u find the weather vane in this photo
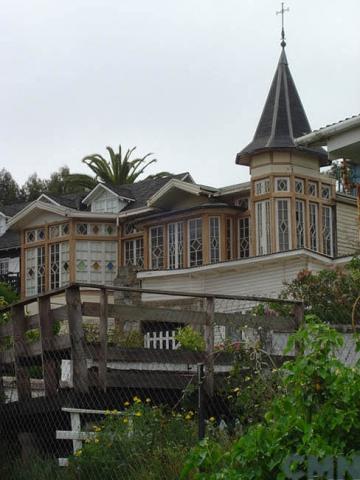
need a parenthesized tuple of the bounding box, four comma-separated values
(276, 2, 290, 48)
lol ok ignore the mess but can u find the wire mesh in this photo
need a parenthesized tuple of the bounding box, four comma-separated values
(0, 282, 357, 479)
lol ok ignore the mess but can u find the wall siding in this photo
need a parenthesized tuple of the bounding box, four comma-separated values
(336, 202, 358, 256)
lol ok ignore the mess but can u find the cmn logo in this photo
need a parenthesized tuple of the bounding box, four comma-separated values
(282, 455, 360, 479)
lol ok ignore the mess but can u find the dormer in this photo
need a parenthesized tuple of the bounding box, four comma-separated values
(82, 184, 134, 213)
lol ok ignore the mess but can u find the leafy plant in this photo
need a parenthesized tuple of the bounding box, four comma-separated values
(69, 398, 197, 480)
(182, 318, 360, 479)
(176, 326, 205, 352)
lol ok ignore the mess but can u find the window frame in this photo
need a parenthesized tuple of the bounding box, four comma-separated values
(188, 218, 203, 267)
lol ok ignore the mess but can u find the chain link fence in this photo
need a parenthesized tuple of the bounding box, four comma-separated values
(0, 283, 357, 479)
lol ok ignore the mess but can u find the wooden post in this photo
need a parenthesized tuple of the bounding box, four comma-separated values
(98, 288, 108, 392)
(204, 296, 215, 397)
(197, 363, 205, 440)
(11, 304, 31, 401)
(38, 296, 58, 396)
(293, 302, 305, 356)
(66, 286, 89, 394)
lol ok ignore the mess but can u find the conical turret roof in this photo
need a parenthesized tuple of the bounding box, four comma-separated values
(236, 48, 329, 166)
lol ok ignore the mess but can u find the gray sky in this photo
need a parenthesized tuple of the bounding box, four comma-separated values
(1, 0, 359, 188)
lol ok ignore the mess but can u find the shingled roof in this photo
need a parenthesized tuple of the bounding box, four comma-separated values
(236, 48, 329, 166)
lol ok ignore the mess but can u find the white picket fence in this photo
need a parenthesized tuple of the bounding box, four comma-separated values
(144, 330, 179, 350)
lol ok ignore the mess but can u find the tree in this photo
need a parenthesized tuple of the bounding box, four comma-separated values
(0, 169, 21, 205)
(22, 173, 47, 201)
(47, 166, 85, 195)
(66, 145, 165, 190)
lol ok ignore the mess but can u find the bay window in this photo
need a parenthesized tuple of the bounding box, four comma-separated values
(209, 217, 220, 263)
(295, 200, 305, 248)
(239, 217, 250, 258)
(276, 199, 290, 251)
(188, 218, 203, 267)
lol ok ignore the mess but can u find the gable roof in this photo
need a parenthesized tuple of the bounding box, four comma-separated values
(0, 201, 31, 218)
(236, 48, 329, 166)
(103, 173, 193, 211)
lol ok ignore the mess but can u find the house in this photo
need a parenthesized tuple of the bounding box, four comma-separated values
(6, 42, 359, 300)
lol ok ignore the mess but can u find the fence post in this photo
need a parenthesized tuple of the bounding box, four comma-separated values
(66, 286, 89, 394)
(204, 296, 215, 397)
(98, 288, 108, 392)
(293, 302, 305, 356)
(197, 363, 205, 440)
(11, 303, 31, 401)
(38, 296, 58, 396)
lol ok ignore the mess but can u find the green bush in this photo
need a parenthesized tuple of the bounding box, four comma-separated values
(0, 282, 18, 305)
(176, 325, 205, 352)
(182, 318, 360, 479)
(68, 398, 198, 480)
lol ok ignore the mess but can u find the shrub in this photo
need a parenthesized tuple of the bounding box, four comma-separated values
(182, 318, 360, 478)
(176, 325, 205, 352)
(68, 398, 198, 480)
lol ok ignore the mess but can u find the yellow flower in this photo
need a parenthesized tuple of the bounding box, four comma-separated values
(209, 417, 216, 423)
(245, 376, 251, 382)
(104, 409, 111, 415)
(93, 425, 101, 432)
(111, 409, 118, 415)
(135, 411, 142, 417)
(233, 387, 240, 393)
(188, 410, 194, 416)
(145, 398, 151, 403)
(75, 449, 82, 457)
(124, 401, 130, 407)
(123, 418, 129, 424)
(185, 414, 192, 420)
(94, 438, 99, 444)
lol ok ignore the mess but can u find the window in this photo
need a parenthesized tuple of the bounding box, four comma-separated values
(295, 200, 305, 249)
(322, 206, 333, 256)
(255, 179, 270, 196)
(308, 181, 317, 197)
(256, 200, 271, 255)
(295, 178, 304, 194)
(168, 222, 184, 269)
(49, 242, 70, 289)
(309, 203, 318, 251)
(234, 198, 249, 211)
(91, 191, 122, 213)
(188, 218, 203, 267)
(75, 241, 117, 284)
(209, 217, 220, 263)
(276, 199, 290, 251)
(0, 258, 9, 276)
(321, 185, 331, 200)
(49, 223, 70, 239)
(76, 223, 116, 236)
(124, 223, 140, 236)
(275, 177, 290, 192)
(25, 228, 45, 244)
(225, 218, 233, 260)
(124, 238, 144, 269)
(150, 226, 164, 270)
(239, 218, 250, 258)
(25, 246, 45, 296)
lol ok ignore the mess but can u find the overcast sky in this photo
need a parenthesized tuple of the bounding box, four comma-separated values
(1, 0, 359, 188)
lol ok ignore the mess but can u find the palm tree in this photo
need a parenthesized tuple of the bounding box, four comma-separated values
(66, 145, 168, 191)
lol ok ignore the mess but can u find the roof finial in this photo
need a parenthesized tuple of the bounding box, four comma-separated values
(276, 2, 289, 48)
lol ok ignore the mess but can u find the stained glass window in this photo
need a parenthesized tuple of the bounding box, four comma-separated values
(75, 241, 117, 284)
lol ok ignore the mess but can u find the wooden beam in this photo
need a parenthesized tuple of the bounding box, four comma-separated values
(66, 286, 89, 394)
(11, 304, 31, 401)
(98, 289, 108, 392)
(38, 296, 58, 396)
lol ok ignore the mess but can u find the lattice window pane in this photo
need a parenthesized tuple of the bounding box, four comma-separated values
(256, 201, 271, 255)
(0, 258, 9, 276)
(275, 177, 289, 192)
(321, 185, 331, 200)
(239, 217, 250, 258)
(37, 246, 46, 294)
(277, 199, 290, 251)
(255, 179, 270, 196)
(322, 206, 333, 256)
(308, 182, 317, 197)
(150, 226, 164, 270)
(309, 203, 318, 251)
(296, 200, 305, 249)
(76, 223, 88, 235)
(209, 217, 220, 264)
(189, 218, 203, 267)
(168, 222, 184, 269)
(124, 238, 144, 269)
(226, 218, 233, 260)
(295, 179, 304, 194)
